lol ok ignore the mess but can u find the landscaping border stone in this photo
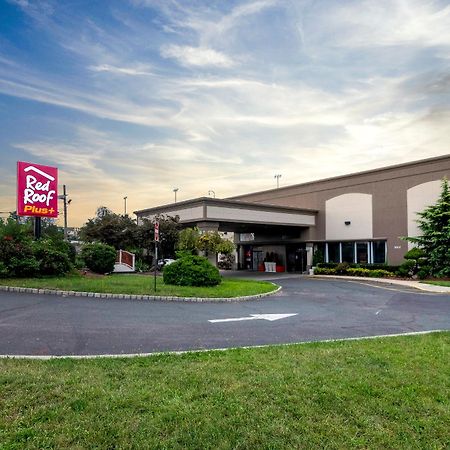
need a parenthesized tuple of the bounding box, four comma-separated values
(0, 284, 281, 302)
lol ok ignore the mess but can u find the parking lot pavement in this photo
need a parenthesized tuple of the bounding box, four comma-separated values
(0, 277, 449, 356)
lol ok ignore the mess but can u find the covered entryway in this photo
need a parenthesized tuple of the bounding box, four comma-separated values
(135, 197, 317, 272)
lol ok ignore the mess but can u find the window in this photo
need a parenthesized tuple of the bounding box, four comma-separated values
(341, 242, 354, 263)
(373, 241, 386, 264)
(328, 242, 340, 263)
(356, 243, 368, 264)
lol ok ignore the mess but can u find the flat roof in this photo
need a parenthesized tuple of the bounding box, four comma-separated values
(229, 153, 450, 200)
(134, 196, 318, 216)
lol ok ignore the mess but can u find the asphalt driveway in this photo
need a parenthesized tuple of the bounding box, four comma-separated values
(0, 277, 449, 356)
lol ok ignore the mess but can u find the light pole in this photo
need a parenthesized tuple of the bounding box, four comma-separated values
(274, 174, 282, 188)
(208, 190, 215, 198)
(173, 188, 179, 203)
(123, 196, 128, 215)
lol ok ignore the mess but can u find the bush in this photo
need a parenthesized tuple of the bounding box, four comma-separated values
(396, 260, 416, 278)
(9, 256, 40, 277)
(312, 249, 324, 266)
(217, 254, 235, 270)
(163, 255, 221, 287)
(314, 267, 337, 275)
(0, 261, 9, 278)
(317, 262, 338, 269)
(335, 262, 350, 274)
(33, 241, 72, 276)
(417, 265, 431, 280)
(81, 243, 117, 274)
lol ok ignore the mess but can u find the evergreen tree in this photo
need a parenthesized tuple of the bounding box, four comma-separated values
(406, 178, 450, 277)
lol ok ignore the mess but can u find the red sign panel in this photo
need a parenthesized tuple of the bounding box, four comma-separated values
(17, 161, 58, 218)
(154, 221, 159, 242)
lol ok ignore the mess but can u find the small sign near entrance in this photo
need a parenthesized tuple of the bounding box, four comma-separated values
(154, 221, 159, 242)
(17, 161, 58, 218)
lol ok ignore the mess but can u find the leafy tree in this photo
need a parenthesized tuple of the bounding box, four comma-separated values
(197, 231, 235, 256)
(405, 178, 450, 277)
(80, 207, 138, 250)
(158, 215, 181, 259)
(136, 215, 181, 261)
(177, 227, 200, 255)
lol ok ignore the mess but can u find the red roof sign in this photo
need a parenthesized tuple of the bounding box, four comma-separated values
(17, 161, 58, 218)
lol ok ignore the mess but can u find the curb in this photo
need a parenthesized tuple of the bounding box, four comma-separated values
(0, 283, 282, 303)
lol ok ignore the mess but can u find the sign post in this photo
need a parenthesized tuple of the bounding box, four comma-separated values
(17, 162, 58, 240)
(154, 221, 159, 292)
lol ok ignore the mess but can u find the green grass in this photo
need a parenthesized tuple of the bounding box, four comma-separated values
(0, 273, 276, 298)
(0, 332, 449, 449)
(422, 280, 450, 287)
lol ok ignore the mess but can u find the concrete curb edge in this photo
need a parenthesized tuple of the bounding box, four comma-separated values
(0, 283, 282, 303)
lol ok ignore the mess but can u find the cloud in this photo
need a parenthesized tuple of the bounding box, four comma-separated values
(88, 64, 154, 76)
(160, 45, 234, 67)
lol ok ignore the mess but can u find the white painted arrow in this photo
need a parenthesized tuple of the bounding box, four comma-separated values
(209, 313, 297, 323)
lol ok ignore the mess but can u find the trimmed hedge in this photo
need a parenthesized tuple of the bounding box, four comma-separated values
(317, 262, 399, 273)
(81, 243, 117, 274)
(163, 255, 221, 287)
(314, 267, 395, 278)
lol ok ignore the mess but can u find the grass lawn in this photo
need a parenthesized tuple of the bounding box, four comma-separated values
(0, 332, 449, 449)
(422, 280, 450, 287)
(0, 273, 276, 298)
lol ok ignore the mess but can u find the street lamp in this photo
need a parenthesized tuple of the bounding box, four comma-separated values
(274, 174, 282, 188)
(173, 187, 179, 203)
(123, 196, 128, 215)
(208, 190, 215, 198)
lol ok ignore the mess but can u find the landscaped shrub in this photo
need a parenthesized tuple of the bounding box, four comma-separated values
(315, 267, 394, 278)
(312, 249, 324, 266)
(396, 260, 416, 278)
(163, 255, 221, 287)
(0, 261, 9, 278)
(81, 243, 117, 274)
(367, 269, 395, 278)
(314, 267, 337, 275)
(335, 262, 350, 274)
(417, 265, 431, 280)
(33, 241, 72, 276)
(9, 256, 40, 277)
(317, 262, 338, 269)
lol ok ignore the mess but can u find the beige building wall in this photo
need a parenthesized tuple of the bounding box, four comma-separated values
(407, 180, 442, 249)
(325, 193, 373, 240)
(230, 155, 450, 264)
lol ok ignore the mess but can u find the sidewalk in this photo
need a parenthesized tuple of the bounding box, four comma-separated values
(220, 270, 450, 294)
(312, 275, 450, 294)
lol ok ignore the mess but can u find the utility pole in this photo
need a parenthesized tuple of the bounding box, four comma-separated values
(274, 174, 282, 189)
(123, 196, 128, 215)
(58, 185, 70, 240)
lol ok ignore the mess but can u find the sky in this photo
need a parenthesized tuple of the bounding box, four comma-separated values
(0, 0, 449, 227)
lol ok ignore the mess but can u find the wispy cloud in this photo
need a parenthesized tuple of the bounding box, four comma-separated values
(161, 45, 235, 67)
(88, 64, 154, 76)
(1, 0, 449, 225)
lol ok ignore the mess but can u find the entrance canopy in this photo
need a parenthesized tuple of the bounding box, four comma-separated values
(135, 197, 317, 234)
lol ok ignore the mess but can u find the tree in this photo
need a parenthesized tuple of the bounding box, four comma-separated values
(197, 231, 235, 256)
(177, 227, 200, 256)
(135, 215, 181, 262)
(80, 207, 138, 250)
(405, 178, 450, 277)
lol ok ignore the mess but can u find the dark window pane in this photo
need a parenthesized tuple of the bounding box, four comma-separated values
(357, 243, 368, 264)
(373, 241, 386, 264)
(342, 242, 354, 263)
(328, 243, 340, 263)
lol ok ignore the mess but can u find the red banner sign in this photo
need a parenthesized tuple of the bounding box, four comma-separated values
(17, 161, 58, 218)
